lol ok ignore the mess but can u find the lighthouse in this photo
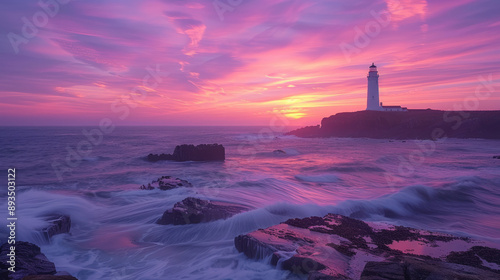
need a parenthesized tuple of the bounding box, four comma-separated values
(364, 63, 408, 111)
(366, 63, 381, 111)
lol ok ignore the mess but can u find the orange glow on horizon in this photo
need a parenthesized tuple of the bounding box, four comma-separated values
(1, 0, 499, 126)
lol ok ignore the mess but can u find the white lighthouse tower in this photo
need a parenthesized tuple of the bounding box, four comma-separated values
(366, 63, 381, 111)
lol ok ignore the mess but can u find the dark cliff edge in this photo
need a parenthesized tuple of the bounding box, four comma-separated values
(287, 110, 500, 140)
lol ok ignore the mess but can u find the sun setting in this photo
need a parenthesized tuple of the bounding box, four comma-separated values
(1, 0, 500, 126)
(1, 1, 500, 280)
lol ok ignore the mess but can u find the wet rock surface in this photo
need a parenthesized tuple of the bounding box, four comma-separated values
(140, 176, 192, 190)
(157, 197, 250, 225)
(0, 242, 57, 280)
(234, 214, 500, 279)
(147, 144, 225, 162)
(361, 256, 500, 280)
(22, 275, 78, 280)
(39, 215, 71, 243)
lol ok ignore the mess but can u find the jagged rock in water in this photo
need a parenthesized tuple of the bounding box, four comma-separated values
(140, 176, 192, 190)
(493, 155, 500, 159)
(157, 197, 250, 225)
(147, 144, 225, 162)
(234, 214, 500, 280)
(273, 150, 286, 155)
(146, 153, 173, 162)
(0, 242, 57, 280)
(39, 215, 71, 243)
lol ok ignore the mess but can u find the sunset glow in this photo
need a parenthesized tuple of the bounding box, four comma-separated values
(1, 0, 499, 126)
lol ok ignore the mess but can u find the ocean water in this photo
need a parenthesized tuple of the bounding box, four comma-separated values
(1, 126, 500, 279)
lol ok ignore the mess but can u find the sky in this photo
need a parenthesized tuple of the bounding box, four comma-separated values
(0, 0, 499, 126)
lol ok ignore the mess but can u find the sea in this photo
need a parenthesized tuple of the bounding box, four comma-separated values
(1, 126, 499, 280)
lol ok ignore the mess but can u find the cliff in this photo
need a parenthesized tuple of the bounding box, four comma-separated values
(287, 110, 500, 140)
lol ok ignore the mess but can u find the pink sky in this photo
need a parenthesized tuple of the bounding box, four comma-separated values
(0, 0, 499, 126)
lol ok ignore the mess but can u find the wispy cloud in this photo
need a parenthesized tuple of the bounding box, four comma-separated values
(0, 0, 499, 125)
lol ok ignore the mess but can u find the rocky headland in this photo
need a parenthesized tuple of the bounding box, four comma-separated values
(287, 110, 500, 140)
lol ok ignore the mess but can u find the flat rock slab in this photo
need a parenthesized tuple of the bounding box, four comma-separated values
(234, 214, 500, 280)
(157, 197, 250, 225)
(361, 256, 500, 280)
(140, 176, 192, 190)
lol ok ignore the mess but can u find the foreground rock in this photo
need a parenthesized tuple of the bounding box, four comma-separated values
(38, 215, 71, 243)
(361, 256, 500, 280)
(23, 275, 78, 280)
(0, 242, 70, 280)
(140, 176, 192, 190)
(157, 197, 250, 225)
(234, 214, 500, 280)
(287, 110, 500, 139)
(147, 144, 225, 162)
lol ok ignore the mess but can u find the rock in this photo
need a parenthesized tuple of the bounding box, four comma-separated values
(140, 176, 192, 190)
(361, 257, 500, 280)
(493, 155, 500, 159)
(287, 110, 500, 139)
(146, 153, 173, 162)
(147, 144, 225, 162)
(0, 242, 57, 280)
(157, 197, 250, 225)
(234, 214, 500, 280)
(39, 215, 71, 243)
(22, 275, 78, 280)
(446, 246, 500, 269)
(273, 150, 286, 154)
(360, 261, 405, 280)
(172, 144, 225, 161)
(287, 125, 322, 138)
